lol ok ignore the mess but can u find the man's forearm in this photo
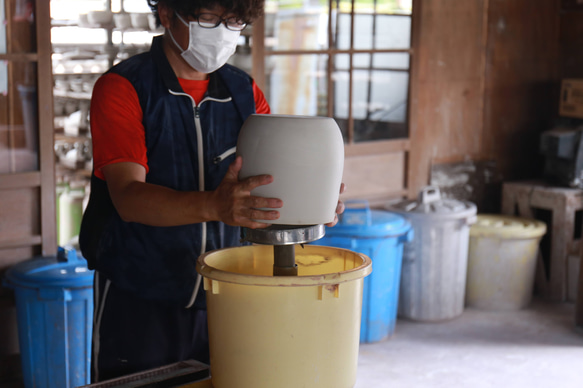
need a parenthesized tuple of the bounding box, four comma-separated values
(110, 180, 215, 226)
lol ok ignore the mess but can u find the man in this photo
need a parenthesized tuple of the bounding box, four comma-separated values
(80, 0, 343, 382)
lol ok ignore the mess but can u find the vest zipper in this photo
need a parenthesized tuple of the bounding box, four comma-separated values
(190, 101, 206, 310)
(169, 89, 232, 308)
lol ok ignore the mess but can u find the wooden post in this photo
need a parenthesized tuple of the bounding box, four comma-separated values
(576, 236, 583, 328)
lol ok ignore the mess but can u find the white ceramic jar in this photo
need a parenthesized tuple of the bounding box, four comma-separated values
(237, 114, 344, 225)
(113, 12, 131, 30)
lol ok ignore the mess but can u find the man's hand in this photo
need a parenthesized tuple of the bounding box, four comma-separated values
(325, 183, 346, 227)
(210, 156, 283, 229)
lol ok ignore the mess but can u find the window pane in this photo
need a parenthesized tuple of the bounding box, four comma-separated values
(375, 15, 411, 49)
(266, 54, 328, 117)
(0, 60, 39, 173)
(265, 0, 330, 51)
(2, 0, 36, 54)
(334, 0, 411, 50)
(333, 5, 352, 50)
(357, 0, 413, 14)
(266, 10, 328, 51)
(351, 14, 411, 50)
(352, 52, 409, 70)
(353, 65, 409, 142)
(332, 53, 409, 142)
(373, 52, 410, 70)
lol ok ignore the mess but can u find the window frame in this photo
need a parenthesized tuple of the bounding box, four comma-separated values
(0, 0, 57, 256)
(251, 0, 417, 202)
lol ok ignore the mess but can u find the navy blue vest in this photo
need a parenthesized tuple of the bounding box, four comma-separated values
(80, 36, 256, 308)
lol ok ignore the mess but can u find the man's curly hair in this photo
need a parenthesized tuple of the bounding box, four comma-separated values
(147, 0, 264, 26)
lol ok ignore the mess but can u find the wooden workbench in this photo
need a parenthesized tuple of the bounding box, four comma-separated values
(501, 180, 583, 301)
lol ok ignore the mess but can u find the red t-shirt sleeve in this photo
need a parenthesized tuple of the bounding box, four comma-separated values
(90, 74, 269, 181)
(253, 81, 270, 114)
(90, 73, 148, 180)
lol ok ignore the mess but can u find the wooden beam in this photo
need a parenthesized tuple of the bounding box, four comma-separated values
(481, 0, 561, 180)
(342, 189, 408, 205)
(0, 53, 38, 61)
(342, 150, 406, 201)
(407, 0, 487, 198)
(576, 243, 583, 327)
(265, 48, 413, 56)
(36, 0, 57, 256)
(348, 0, 355, 143)
(0, 236, 42, 250)
(407, 0, 422, 198)
(561, 11, 583, 79)
(344, 139, 410, 157)
(0, 171, 41, 189)
(251, 14, 266, 91)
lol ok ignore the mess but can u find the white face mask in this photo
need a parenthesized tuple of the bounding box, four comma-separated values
(169, 13, 241, 74)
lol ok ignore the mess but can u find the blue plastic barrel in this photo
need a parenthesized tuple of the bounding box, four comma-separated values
(3, 247, 94, 388)
(317, 201, 413, 343)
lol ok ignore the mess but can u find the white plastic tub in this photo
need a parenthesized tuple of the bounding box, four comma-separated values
(465, 214, 547, 310)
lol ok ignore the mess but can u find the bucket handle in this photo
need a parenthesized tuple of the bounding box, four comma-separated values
(57, 246, 82, 264)
(402, 241, 415, 264)
(399, 227, 415, 243)
(465, 214, 478, 226)
(339, 199, 372, 226)
(419, 186, 442, 204)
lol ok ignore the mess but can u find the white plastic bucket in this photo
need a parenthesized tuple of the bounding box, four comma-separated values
(197, 245, 372, 388)
(465, 214, 547, 310)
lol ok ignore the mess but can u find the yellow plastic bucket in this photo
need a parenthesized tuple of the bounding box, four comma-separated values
(466, 214, 547, 310)
(196, 244, 372, 388)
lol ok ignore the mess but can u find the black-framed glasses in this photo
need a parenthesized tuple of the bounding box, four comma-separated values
(189, 13, 247, 31)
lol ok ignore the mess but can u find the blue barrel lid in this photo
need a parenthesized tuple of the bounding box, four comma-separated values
(4, 247, 93, 289)
(326, 200, 412, 238)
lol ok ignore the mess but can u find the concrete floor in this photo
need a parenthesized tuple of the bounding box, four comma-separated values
(3, 298, 581, 387)
(355, 298, 583, 388)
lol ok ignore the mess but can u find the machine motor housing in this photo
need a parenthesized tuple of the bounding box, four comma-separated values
(540, 126, 583, 188)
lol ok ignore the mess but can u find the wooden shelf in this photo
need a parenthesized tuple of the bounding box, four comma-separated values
(0, 172, 41, 189)
(55, 133, 91, 142)
(0, 236, 42, 250)
(53, 72, 103, 77)
(51, 21, 114, 29)
(53, 89, 92, 100)
(56, 164, 92, 178)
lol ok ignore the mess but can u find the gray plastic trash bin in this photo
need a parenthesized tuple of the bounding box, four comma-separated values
(386, 186, 477, 321)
